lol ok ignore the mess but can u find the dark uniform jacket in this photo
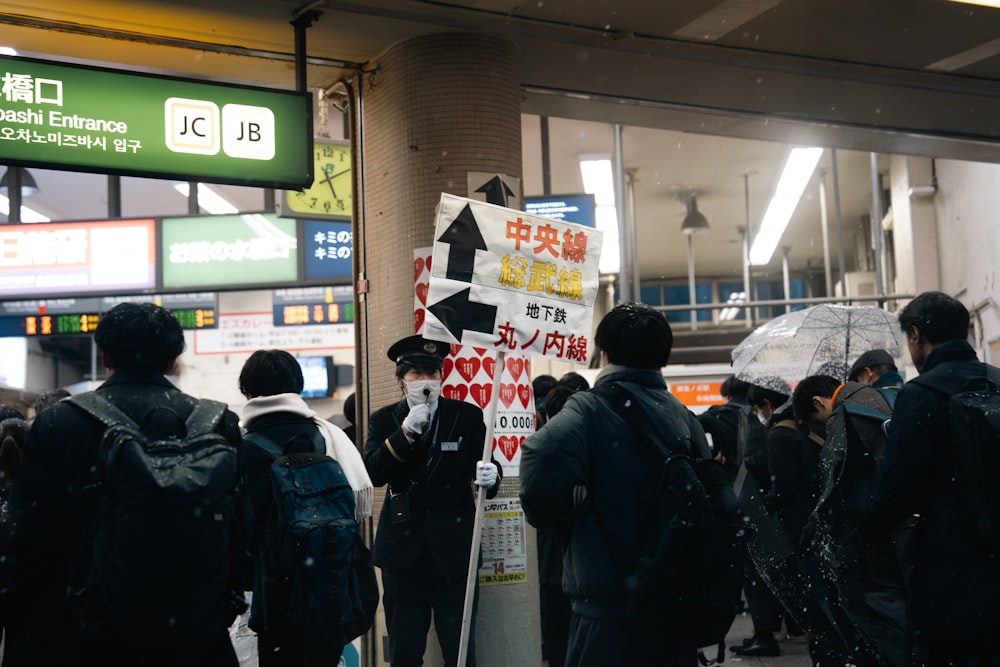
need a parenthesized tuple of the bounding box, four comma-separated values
(0, 371, 244, 667)
(867, 339, 1000, 643)
(519, 365, 710, 620)
(364, 396, 499, 575)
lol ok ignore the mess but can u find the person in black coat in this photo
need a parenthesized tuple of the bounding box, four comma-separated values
(0, 303, 246, 667)
(863, 292, 1000, 664)
(364, 335, 501, 667)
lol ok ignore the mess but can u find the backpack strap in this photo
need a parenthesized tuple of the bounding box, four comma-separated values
(842, 402, 892, 423)
(875, 386, 898, 411)
(67, 392, 140, 431)
(773, 419, 825, 447)
(591, 381, 690, 460)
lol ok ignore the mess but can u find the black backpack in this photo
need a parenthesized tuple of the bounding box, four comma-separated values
(593, 382, 747, 665)
(736, 403, 771, 489)
(67, 392, 243, 640)
(910, 362, 1000, 553)
(243, 430, 378, 640)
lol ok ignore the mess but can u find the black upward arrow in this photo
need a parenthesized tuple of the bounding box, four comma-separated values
(475, 176, 515, 207)
(437, 204, 487, 282)
(427, 288, 497, 343)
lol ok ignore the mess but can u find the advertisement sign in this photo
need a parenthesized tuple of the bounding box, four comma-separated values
(0, 218, 155, 298)
(424, 194, 603, 363)
(303, 220, 352, 283)
(0, 55, 311, 188)
(161, 213, 297, 289)
(478, 497, 528, 586)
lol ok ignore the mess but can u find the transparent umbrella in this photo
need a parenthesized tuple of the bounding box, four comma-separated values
(730, 303, 906, 392)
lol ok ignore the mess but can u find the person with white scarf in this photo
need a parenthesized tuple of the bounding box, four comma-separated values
(237, 349, 373, 667)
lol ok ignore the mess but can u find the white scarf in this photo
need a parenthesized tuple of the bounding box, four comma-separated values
(240, 393, 373, 521)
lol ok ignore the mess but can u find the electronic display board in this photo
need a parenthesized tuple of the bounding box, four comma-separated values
(272, 286, 354, 327)
(524, 194, 596, 228)
(0, 219, 156, 298)
(303, 220, 352, 283)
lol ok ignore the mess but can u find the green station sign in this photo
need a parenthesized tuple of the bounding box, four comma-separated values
(0, 55, 311, 188)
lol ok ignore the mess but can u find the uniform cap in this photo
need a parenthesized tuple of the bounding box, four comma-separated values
(848, 349, 896, 381)
(387, 334, 449, 368)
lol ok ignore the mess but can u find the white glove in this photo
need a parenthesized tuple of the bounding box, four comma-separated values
(402, 403, 431, 436)
(475, 461, 498, 488)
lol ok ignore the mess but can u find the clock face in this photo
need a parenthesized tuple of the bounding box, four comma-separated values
(284, 140, 352, 219)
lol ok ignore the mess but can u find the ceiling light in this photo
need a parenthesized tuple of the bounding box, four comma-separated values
(0, 47, 16, 56)
(749, 147, 823, 266)
(173, 182, 239, 215)
(579, 156, 615, 206)
(0, 195, 50, 222)
(680, 195, 710, 234)
(948, 0, 1000, 7)
(0, 168, 40, 197)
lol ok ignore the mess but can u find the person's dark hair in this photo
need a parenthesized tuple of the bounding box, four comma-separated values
(594, 303, 673, 370)
(792, 375, 841, 425)
(0, 405, 25, 421)
(720, 375, 750, 402)
(747, 379, 790, 411)
(343, 392, 357, 426)
(239, 349, 304, 397)
(544, 384, 579, 420)
(558, 371, 590, 392)
(532, 374, 559, 423)
(0, 417, 28, 485)
(898, 291, 970, 345)
(94, 302, 185, 372)
(33, 388, 70, 417)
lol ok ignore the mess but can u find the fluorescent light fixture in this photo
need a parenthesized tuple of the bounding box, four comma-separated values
(595, 206, 620, 274)
(0, 47, 17, 56)
(0, 195, 50, 222)
(173, 182, 239, 215)
(749, 147, 823, 266)
(948, 0, 1000, 7)
(579, 157, 615, 207)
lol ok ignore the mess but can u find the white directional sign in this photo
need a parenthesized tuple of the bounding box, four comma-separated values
(423, 193, 603, 363)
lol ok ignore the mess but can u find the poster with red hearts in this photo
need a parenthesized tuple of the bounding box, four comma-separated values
(415, 248, 534, 477)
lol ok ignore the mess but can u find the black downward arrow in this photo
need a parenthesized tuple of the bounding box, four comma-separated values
(427, 288, 497, 343)
(475, 176, 515, 207)
(437, 204, 487, 282)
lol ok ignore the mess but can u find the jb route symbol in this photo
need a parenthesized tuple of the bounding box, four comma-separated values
(424, 193, 603, 362)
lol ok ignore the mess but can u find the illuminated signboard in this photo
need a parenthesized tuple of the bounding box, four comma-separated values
(303, 220, 352, 283)
(524, 194, 596, 228)
(0, 55, 311, 188)
(161, 213, 298, 289)
(0, 219, 156, 298)
(102, 293, 218, 330)
(273, 286, 354, 327)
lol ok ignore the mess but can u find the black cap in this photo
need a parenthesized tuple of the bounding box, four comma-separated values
(386, 335, 449, 368)
(848, 349, 896, 381)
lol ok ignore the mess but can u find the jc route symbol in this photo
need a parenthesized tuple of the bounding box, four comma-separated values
(165, 97, 275, 160)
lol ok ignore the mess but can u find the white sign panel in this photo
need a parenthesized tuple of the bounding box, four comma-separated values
(424, 193, 602, 363)
(193, 311, 353, 354)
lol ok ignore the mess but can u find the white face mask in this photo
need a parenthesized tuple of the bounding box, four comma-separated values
(405, 379, 441, 404)
(756, 411, 770, 426)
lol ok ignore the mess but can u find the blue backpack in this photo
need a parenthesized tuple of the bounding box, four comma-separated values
(244, 430, 377, 639)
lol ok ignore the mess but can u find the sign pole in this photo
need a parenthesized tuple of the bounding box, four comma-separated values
(457, 348, 505, 666)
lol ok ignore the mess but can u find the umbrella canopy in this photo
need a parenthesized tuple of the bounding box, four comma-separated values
(731, 304, 906, 393)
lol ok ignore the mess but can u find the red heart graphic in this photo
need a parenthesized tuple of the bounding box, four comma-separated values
(505, 357, 525, 381)
(442, 384, 468, 401)
(414, 308, 425, 333)
(456, 357, 481, 383)
(517, 383, 531, 409)
(426, 256, 432, 272)
(498, 435, 519, 460)
(482, 357, 496, 379)
(499, 383, 516, 409)
(474, 347, 486, 355)
(469, 383, 492, 409)
(415, 283, 428, 305)
(442, 357, 454, 378)
(414, 257, 425, 282)
(450, 343, 462, 357)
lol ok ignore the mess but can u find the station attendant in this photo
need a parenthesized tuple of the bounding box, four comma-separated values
(364, 335, 502, 666)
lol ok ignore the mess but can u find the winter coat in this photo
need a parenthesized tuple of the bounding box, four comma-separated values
(867, 338, 1000, 643)
(0, 371, 245, 667)
(519, 365, 710, 620)
(763, 406, 823, 546)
